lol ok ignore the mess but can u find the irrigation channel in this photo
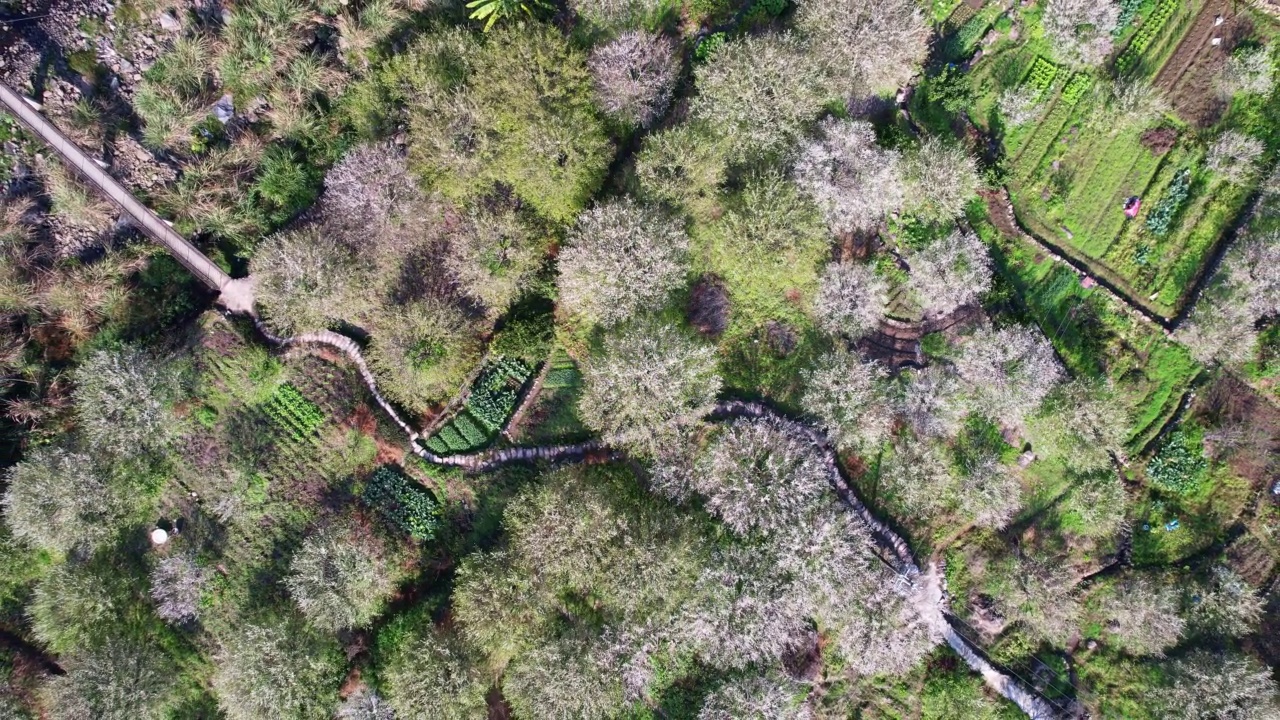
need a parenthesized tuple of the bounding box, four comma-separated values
(1, 81, 1063, 720)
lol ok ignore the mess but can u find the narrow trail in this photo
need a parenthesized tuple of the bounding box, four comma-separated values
(263, 320, 1063, 719)
(11, 71, 1063, 718)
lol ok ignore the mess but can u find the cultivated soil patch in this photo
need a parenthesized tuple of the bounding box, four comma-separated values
(1154, 0, 1250, 126)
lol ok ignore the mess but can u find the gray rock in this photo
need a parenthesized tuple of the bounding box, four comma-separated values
(213, 94, 234, 123)
(157, 10, 181, 31)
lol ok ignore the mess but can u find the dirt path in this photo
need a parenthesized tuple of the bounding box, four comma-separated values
(0, 79, 252, 313)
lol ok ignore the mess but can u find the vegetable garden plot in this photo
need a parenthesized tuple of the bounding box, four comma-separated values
(424, 356, 534, 455)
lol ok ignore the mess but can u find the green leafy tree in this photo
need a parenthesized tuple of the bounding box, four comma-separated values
(72, 347, 183, 458)
(408, 24, 610, 223)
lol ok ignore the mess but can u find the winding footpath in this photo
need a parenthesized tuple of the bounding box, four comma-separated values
(7, 84, 1061, 719)
(270, 324, 1061, 718)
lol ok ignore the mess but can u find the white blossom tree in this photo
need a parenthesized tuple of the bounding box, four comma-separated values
(812, 261, 889, 339)
(697, 670, 813, 720)
(955, 456, 1022, 530)
(1090, 79, 1170, 135)
(903, 139, 980, 223)
(1043, 0, 1120, 66)
(578, 320, 721, 454)
(253, 226, 369, 335)
(690, 417, 831, 536)
(800, 350, 892, 454)
(955, 325, 1064, 428)
(998, 86, 1043, 128)
(1096, 575, 1184, 656)
(323, 142, 418, 230)
(794, 0, 928, 95)
(906, 229, 993, 319)
(793, 118, 906, 234)
(1146, 651, 1280, 719)
(1220, 46, 1276, 98)
(558, 198, 689, 327)
(879, 438, 957, 517)
(692, 33, 829, 160)
(1186, 566, 1265, 639)
(589, 31, 679, 129)
(899, 365, 966, 439)
(1207, 131, 1266, 185)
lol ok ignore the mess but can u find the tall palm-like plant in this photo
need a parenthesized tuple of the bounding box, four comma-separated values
(465, 0, 544, 31)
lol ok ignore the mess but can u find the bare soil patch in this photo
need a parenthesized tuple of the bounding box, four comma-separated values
(1153, 0, 1251, 126)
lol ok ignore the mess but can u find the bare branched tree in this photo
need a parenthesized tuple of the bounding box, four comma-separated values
(793, 118, 906, 234)
(1207, 130, 1266, 185)
(150, 553, 206, 624)
(558, 198, 689, 327)
(906, 228, 992, 319)
(589, 31, 679, 129)
(1186, 566, 1265, 639)
(812, 261, 889, 339)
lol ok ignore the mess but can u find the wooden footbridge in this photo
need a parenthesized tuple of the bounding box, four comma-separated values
(0, 79, 256, 314)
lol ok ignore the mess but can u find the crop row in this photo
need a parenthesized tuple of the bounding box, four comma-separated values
(1115, 0, 1179, 73)
(362, 466, 441, 541)
(1060, 73, 1092, 106)
(1145, 168, 1192, 236)
(1024, 57, 1058, 94)
(263, 384, 325, 441)
(1013, 95, 1075, 180)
